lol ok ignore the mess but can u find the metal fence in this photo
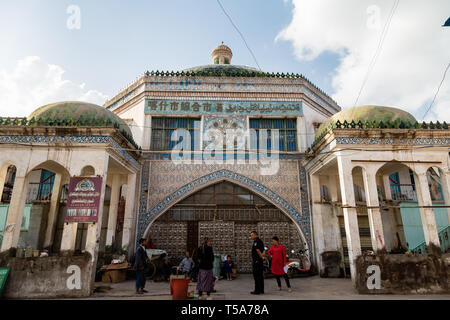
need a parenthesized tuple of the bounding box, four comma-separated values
(411, 225, 450, 254)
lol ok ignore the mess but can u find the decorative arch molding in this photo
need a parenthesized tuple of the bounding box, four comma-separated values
(0, 161, 18, 171)
(138, 169, 312, 252)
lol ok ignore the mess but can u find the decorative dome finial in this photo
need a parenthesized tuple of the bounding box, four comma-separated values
(211, 43, 232, 65)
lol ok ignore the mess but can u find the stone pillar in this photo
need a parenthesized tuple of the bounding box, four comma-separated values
(398, 167, 414, 199)
(60, 222, 78, 251)
(297, 117, 307, 152)
(380, 173, 396, 250)
(415, 171, 440, 247)
(328, 174, 339, 202)
(439, 170, 450, 225)
(362, 167, 385, 251)
(121, 173, 137, 252)
(336, 155, 361, 282)
(327, 175, 344, 251)
(382, 174, 392, 201)
(198, 116, 204, 158)
(142, 115, 152, 150)
(310, 174, 325, 273)
(85, 157, 109, 264)
(106, 174, 122, 247)
(43, 173, 63, 249)
(0, 163, 8, 202)
(0, 175, 29, 251)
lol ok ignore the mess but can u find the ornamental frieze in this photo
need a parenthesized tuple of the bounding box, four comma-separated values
(145, 99, 302, 116)
(146, 161, 303, 217)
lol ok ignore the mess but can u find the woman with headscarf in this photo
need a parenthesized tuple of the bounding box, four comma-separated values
(196, 237, 215, 300)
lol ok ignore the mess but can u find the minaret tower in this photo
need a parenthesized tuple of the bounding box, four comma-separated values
(211, 42, 233, 64)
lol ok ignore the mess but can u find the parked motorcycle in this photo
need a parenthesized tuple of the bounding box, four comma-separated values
(285, 248, 315, 277)
(262, 246, 314, 278)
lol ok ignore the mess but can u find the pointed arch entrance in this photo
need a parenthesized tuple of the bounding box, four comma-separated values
(139, 170, 311, 273)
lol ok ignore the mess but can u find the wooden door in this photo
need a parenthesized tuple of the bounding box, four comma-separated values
(187, 221, 198, 256)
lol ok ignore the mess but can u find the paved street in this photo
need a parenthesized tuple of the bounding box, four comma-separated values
(83, 275, 450, 300)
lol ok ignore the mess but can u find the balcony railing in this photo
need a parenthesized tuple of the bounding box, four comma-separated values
(390, 185, 417, 201)
(26, 172, 55, 202)
(411, 225, 450, 254)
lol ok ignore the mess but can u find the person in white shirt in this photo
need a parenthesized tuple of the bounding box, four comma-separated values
(178, 251, 194, 278)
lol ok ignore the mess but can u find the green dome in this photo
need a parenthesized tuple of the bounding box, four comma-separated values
(182, 64, 264, 76)
(315, 105, 417, 139)
(28, 101, 132, 137)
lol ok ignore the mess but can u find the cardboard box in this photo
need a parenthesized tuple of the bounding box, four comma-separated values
(102, 269, 127, 283)
(100, 262, 129, 283)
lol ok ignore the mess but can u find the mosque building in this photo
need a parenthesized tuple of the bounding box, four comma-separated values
(0, 44, 448, 297)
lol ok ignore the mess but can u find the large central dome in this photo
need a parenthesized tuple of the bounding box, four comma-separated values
(183, 63, 263, 75)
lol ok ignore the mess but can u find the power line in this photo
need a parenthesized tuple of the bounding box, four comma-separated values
(354, 0, 400, 106)
(422, 61, 450, 120)
(216, 0, 262, 70)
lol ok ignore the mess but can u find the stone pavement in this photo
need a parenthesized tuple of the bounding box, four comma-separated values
(85, 275, 450, 300)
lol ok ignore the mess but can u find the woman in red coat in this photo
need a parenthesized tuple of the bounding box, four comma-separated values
(267, 236, 292, 292)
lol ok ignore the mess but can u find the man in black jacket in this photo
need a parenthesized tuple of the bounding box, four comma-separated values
(250, 231, 265, 295)
(134, 238, 148, 294)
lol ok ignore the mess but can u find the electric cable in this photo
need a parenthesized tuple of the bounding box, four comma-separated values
(216, 0, 262, 70)
(354, 0, 400, 106)
(422, 61, 450, 120)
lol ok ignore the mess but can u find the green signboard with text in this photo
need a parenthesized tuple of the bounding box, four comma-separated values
(0, 267, 10, 295)
(145, 99, 303, 116)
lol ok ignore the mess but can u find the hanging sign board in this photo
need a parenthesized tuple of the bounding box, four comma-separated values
(65, 176, 103, 223)
(0, 267, 10, 296)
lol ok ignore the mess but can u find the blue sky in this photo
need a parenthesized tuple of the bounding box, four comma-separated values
(0, 1, 448, 120)
(0, 0, 337, 95)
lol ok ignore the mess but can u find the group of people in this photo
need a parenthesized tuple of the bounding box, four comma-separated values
(133, 230, 292, 297)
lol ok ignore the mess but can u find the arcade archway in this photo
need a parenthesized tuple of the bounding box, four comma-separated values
(145, 180, 307, 273)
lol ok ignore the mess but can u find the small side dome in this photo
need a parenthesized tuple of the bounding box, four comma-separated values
(315, 105, 417, 140)
(28, 101, 132, 137)
(211, 42, 233, 65)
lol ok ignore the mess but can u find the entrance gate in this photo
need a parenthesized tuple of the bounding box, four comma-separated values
(147, 181, 306, 273)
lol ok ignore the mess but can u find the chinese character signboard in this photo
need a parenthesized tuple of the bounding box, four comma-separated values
(145, 99, 303, 116)
(65, 176, 103, 223)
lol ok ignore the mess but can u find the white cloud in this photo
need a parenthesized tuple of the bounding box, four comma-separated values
(277, 0, 450, 121)
(0, 56, 108, 117)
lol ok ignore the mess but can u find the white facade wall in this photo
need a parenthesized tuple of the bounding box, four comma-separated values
(116, 99, 147, 148)
(302, 101, 331, 148)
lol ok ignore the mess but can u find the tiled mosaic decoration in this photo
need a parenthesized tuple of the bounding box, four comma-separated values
(136, 162, 312, 257)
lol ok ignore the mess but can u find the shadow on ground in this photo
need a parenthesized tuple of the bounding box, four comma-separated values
(86, 275, 450, 300)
